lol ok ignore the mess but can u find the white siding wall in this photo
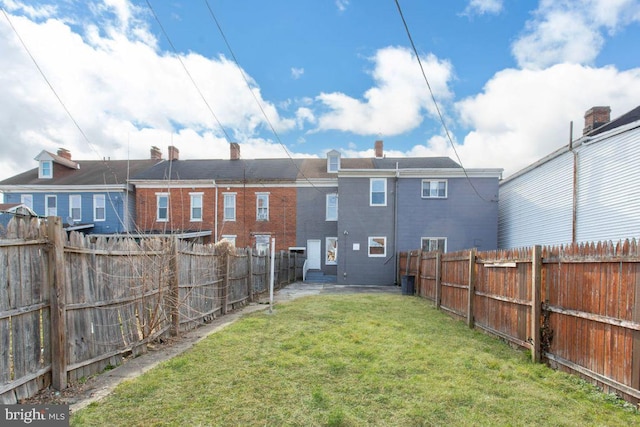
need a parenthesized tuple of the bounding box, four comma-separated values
(498, 152, 574, 248)
(576, 130, 640, 242)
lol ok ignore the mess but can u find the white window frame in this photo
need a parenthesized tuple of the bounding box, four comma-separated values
(221, 235, 237, 246)
(370, 178, 387, 206)
(255, 234, 270, 255)
(327, 154, 340, 173)
(223, 193, 236, 221)
(45, 195, 57, 217)
(326, 193, 338, 221)
(421, 237, 447, 253)
(421, 179, 448, 199)
(93, 194, 106, 221)
(326, 237, 338, 265)
(368, 236, 386, 257)
(256, 193, 269, 221)
(39, 160, 52, 179)
(69, 194, 81, 222)
(21, 194, 33, 210)
(156, 193, 169, 222)
(190, 193, 203, 222)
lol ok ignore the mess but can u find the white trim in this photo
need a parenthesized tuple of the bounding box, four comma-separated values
(370, 178, 387, 206)
(223, 193, 236, 221)
(368, 236, 386, 257)
(190, 193, 203, 222)
(256, 193, 269, 221)
(325, 193, 338, 221)
(45, 194, 57, 216)
(39, 160, 53, 179)
(421, 237, 447, 253)
(69, 194, 82, 221)
(0, 185, 128, 192)
(339, 168, 503, 179)
(156, 193, 169, 222)
(221, 235, 236, 246)
(20, 194, 33, 210)
(325, 237, 338, 265)
(130, 180, 216, 189)
(421, 179, 448, 199)
(93, 194, 106, 221)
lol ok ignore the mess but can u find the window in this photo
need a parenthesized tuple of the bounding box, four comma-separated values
(39, 160, 52, 179)
(93, 194, 105, 221)
(190, 193, 203, 221)
(326, 237, 338, 265)
(368, 236, 386, 257)
(221, 235, 236, 246)
(156, 193, 169, 222)
(326, 193, 338, 221)
(327, 152, 340, 173)
(69, 195, 81, 222)
(255, 234, 270, 255)
(422, 180, 447, 198)
(370, 178, 386, 206)
(421, 237, 447, 253)
(45, 195, 57, 216)
(21, 194, 33, 210)
(256, 193, 269, 221)
(223, 193, 236, 221)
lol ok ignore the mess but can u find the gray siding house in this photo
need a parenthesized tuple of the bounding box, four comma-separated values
(298, 141, 502, 286)
(499, 105, 640, 249)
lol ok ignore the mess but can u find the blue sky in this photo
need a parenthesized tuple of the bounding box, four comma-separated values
(1, 0, 640, 183)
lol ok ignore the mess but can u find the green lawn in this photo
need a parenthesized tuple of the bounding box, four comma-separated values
(72, 294, 639, 426)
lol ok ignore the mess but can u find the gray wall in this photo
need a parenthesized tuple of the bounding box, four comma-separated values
(296, 186, 339, 275)
(397, 177, 499, 253)
(337, 177, 396, 286)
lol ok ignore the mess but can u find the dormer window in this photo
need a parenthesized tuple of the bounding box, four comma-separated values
(327, 150, 340, 173)
(39, 160, 52, 179)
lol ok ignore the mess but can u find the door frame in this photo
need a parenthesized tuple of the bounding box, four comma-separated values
(307, 239, 321, 269)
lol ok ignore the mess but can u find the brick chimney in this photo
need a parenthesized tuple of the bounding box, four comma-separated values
(374, 140, 384, 158)
(583, 106, 611, 135)
(230, 142, 240, 160)
(168, 145, 179, 161)
(57, 148, 71, 160)
(150, 146, 162, 160)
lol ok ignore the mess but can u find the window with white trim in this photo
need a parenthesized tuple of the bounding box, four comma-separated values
(69, 195, 81, 222)
(327, 153, 340, 173)
(370, 178, 386, 206)
(45, 195, 57, 216)
(21, 194, 33, 210)
(156, 193, 169, 222)
(190, 193, 203, 221)
(326, 193, 338, 221)
(368, 236, 386, 257)
(421, 237, 447, 253)
(256, 193, 269, 221)
(39, 160, 52, 179)
(326, 237, 338, 265)
(421, 180, 447, 198)
(223, 193, 236, 221)
(221, 235, 236, 246)
(93, 194, 105, 221)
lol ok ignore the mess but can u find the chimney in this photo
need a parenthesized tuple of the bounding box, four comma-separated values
(168, 145, 179, 161)
(57, 148, 71, 160)
(583, 106, 611, 135)
(374, 140, 384, 159)
(230, 142, 240, 160)
(150, 146, 162, 160)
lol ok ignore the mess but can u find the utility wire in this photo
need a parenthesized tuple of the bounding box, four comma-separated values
(145, 0, 233, 143)
(394, 0, 492, 202)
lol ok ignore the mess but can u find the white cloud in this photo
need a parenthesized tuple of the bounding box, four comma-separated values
(1, 0, 57, 19)
(463, 0, 504, 16)
(315, 46, 454, 136)
(291, 67, 304, 79)
(513, 0, 640, 69)
(453, 63, 640, 177)
(0, 3, 299, 179)
(336, 0, 349, 13)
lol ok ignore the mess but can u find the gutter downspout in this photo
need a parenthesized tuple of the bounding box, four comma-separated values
(394, 162, 399, 285)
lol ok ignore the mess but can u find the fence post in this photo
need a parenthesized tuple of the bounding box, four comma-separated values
(416, 251, 422, 296)
(169, 237, 180, 336)
(467, 248, 476, 329)
(531, 245, 542, 363)
(435, 251, 442, 309)
(48, 217, 67, 390)
(248, 249, 254, 302)
(222, 252, 229, 315)
(632, 257, 640, 390)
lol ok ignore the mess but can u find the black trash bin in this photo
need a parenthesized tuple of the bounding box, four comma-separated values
(401, 275, 415, 295)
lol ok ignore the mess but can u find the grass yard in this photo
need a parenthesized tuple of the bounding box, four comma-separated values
(72, 294, 639, 426)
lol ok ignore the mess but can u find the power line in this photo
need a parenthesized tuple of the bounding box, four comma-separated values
(145, 0, 233, 143)
(393, 0, 492, 202)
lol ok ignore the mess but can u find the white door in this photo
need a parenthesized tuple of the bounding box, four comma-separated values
(307, 239, 321, 269)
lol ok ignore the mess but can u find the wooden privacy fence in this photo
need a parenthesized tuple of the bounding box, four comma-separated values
(0, 217, 303, 404)
(399, 241, 640, 404)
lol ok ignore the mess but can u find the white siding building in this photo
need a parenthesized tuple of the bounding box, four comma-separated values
(499, 105, 640, 249)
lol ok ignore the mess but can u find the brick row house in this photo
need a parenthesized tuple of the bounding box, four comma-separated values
(1, 141, 502, 285)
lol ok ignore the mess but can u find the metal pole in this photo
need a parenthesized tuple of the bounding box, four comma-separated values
(269, 237, 275, 313)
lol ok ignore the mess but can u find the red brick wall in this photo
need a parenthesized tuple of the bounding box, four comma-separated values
(135, 185, 297, 251)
